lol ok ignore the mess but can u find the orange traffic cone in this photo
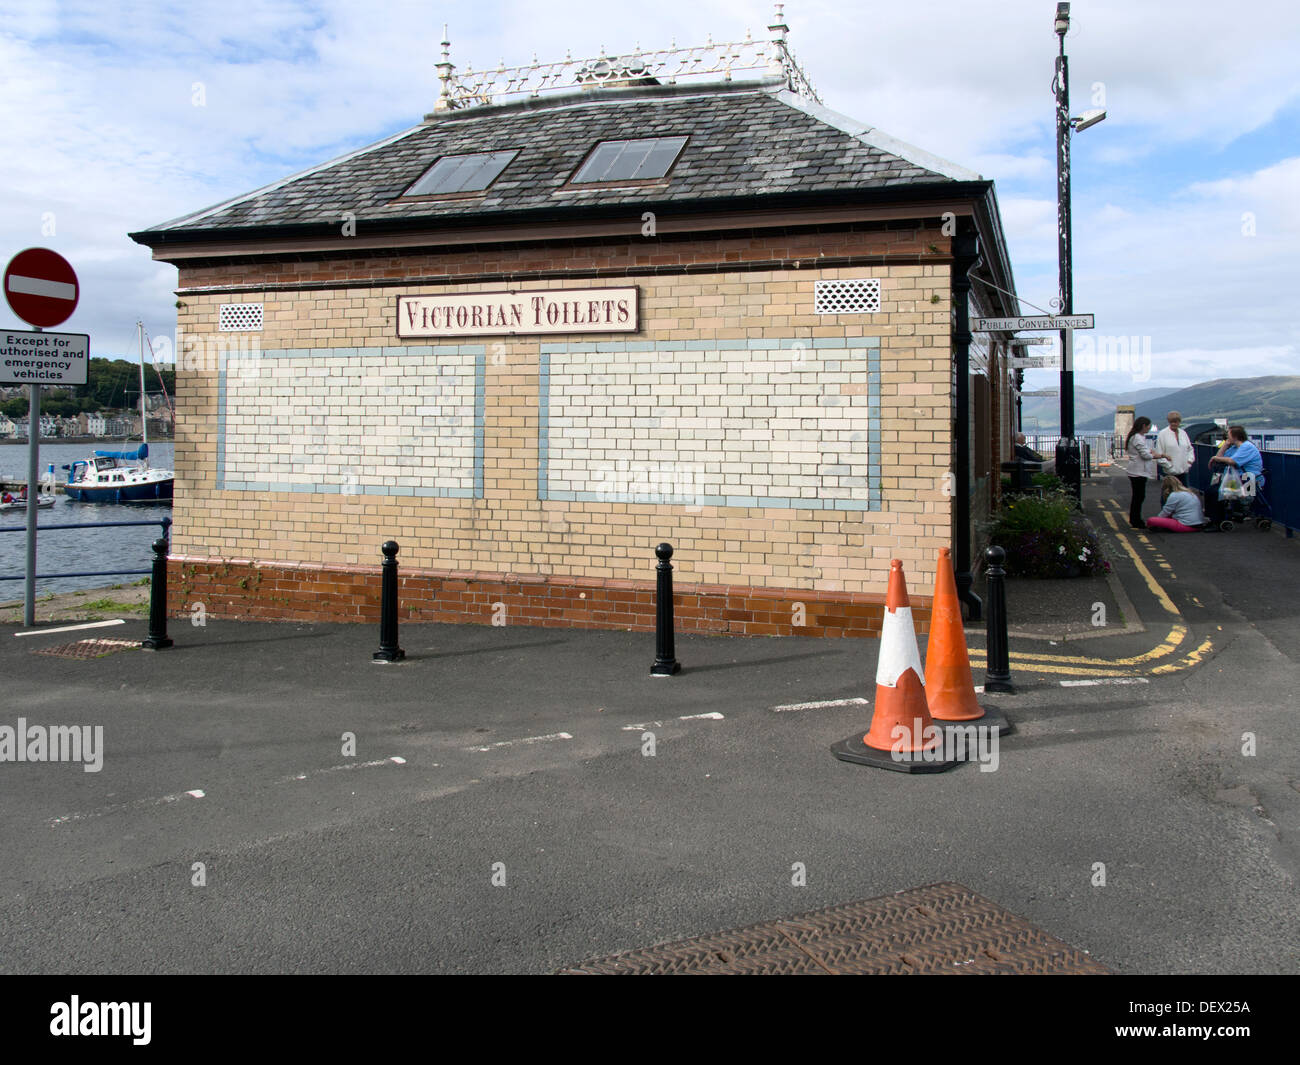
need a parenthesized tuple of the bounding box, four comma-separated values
(832, 559, 961, 773)
(924, 549, 1012, 736)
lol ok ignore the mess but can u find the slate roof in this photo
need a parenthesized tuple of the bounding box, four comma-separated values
(136, 80, 986, 241)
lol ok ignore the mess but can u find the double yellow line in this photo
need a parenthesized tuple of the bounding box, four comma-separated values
(964, 500, 1212, 679)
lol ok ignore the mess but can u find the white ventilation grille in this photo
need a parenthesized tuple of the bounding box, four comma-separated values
(218, 303, 263, 331)
(815, 279, 881, 315)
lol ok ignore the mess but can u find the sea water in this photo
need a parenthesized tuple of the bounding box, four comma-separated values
(0, 442, 174, 599)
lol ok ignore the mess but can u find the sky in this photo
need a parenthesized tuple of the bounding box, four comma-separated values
(1, 0, 1297, 396)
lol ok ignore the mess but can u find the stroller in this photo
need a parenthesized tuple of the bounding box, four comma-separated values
(1212, 469, 1273, 532)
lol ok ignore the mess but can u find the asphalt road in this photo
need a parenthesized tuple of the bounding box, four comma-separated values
(0, 476, 1296, 974)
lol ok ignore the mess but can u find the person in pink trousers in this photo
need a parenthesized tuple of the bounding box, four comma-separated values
(1146, 475, 1206, 532)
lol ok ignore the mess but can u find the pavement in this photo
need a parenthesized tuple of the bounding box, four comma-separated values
(0, 472, 1296, 974)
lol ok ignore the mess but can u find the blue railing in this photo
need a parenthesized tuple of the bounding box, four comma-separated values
(1189, 444, 1296, 536)
(0, 517, 171, 580)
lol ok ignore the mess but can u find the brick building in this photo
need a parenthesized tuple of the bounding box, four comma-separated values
(131, 18, 1020, 637)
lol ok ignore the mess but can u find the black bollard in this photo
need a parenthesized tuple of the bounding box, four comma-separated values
(141, 535, 173, 650)
(372, 540, 405, 663)
(983, 545, 1013, 693)
(650, 542, 681, 676)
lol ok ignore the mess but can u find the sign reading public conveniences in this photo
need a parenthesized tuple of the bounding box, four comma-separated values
(971, 313, 1095, 332)
(397, 286, 639, 338)
(4, 247, 80, 329)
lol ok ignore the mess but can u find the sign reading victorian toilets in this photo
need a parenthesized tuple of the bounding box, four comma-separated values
(397, 287, 639, 338)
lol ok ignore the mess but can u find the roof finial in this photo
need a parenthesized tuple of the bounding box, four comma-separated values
(769, 3, 789, 43)
(434, 25, 456, 111)
(768, 4, 790, 80)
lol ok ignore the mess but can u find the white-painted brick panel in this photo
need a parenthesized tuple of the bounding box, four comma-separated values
(548, 346, 872, 501)
(224, 351, 478, 491)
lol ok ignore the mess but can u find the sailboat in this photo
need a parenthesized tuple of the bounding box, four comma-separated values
(62, 322, 174, 503)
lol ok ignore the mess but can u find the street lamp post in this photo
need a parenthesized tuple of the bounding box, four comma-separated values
(1052, 3, 1105, 500)
(1053, 3, 1080, 499)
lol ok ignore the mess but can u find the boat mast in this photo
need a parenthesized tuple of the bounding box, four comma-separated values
(138, 321, 149, 455)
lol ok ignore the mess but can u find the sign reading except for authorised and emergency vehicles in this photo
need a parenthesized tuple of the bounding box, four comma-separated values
(0, 329, 89, 386)
(971, 314, 1095, 332)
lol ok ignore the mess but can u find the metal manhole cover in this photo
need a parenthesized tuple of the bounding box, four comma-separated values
(558, 882, 1109, 974)
(32, 638, 140, 659)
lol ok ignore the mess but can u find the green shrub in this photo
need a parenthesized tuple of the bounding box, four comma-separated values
(987, 491, 1108, 578)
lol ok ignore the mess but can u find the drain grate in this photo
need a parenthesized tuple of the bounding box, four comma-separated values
(33, 638, 140, 660)
(558, 882, 1109, 975)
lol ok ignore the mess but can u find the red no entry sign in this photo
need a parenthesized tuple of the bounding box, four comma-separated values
(4, 247, 79, 328)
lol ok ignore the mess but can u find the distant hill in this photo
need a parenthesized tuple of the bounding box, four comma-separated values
(1075, 376, 1300, 432)
(1020, 376, 1300, 433)
(1021, 384, 1174, 431)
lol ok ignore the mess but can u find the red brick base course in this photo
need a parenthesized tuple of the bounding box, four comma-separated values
(167, 557, 934, 639)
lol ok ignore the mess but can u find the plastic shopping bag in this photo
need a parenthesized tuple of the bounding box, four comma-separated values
(1221, 471, 1245, 500)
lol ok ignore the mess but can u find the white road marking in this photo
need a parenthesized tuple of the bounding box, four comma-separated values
(1059, 678, 1150, 687)
(8, 274, 77, 300)
(15, 619, 126, 637)
(467, 731, 573, 752)
(772, 697, 869, 712)
(279, 756, 407, 782)
(49, 787, 205, 826)
(622, 713, 725, 730)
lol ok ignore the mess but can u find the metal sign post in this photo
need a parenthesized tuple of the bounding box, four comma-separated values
(25, 354, 39, 626)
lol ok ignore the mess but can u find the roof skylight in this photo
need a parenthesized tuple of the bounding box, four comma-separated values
(571, 137, 687, 184)
(404, 150, 517, 196)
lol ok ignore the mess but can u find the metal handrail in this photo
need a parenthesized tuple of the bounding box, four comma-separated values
(0, 517, 171, 581)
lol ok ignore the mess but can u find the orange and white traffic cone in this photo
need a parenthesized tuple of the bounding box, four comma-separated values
(925, 548, 1012, 736)
(832, 559, 961, 773)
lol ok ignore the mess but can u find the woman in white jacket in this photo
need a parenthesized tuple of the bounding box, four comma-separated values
(1156, 411, 1195, 484)
(1124, 417, 1167, 529)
